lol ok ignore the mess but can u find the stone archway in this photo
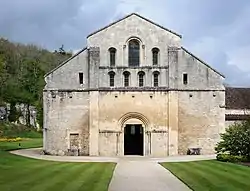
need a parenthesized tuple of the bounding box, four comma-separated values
(118, 112, 149, 128)
(118, 112, 150, 156)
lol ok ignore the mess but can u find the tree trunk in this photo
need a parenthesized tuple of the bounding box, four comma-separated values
(26, 103, 31, 127)
(8, 102, 17, 122)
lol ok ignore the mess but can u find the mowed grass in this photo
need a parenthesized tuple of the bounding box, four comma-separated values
(0, 138, 43, 151)
(0, 139, 116, 191)
(162, 160, 250, 191)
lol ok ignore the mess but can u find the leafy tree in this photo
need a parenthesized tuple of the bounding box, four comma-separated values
(59, 44, 66, 55)
(8, 103, 21, 122)
(0, 54, 8, 104)
(0, 38, 71, 127)
(215, 120, 250, 160)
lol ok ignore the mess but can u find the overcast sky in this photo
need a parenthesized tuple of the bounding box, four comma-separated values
(0, 0, 249, 87)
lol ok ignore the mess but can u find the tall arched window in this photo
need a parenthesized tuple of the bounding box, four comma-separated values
(108, 71, 115, 87)
(153, 71, 160, 87)
(129, 39, 140, 66)
(138, 71, 145, 87)
(109, 47, 116, 66)
(123, 71, 130, 87)
(152, 48, 159, 65)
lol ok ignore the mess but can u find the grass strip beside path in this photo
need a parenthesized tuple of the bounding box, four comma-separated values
(0, 139, 116, 191)
(162, 160, 250, 191)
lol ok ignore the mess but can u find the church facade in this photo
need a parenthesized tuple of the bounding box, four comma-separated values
(43, 13, 225, 157)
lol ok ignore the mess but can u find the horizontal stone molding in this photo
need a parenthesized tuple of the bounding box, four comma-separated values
(99, 66, 169, 69)
(98, 130, 168, 133)
(99, 130, 122, 133)
(44, 88, 225, 92)
(146, 130, 168, 133)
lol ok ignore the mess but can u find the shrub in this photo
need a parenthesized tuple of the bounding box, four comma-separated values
(0, 137, 22, 142)
(216, 154, 249, 163)
(0, 122, 42, 138)
(215, 120, 250, 161)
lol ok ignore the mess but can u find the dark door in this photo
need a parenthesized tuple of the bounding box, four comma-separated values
(124, 124, 143, 155)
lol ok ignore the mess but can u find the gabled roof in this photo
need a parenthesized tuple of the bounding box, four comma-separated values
(44, 47, 87, 77)
(181, 47, 225, 78)
(87, 13, 182, 38)
(226, 87, 250, 109)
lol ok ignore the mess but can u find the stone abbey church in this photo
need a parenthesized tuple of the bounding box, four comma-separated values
(43, 13, 226, 157)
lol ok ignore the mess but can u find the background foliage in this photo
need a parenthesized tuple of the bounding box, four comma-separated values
(215, 120, 250, 161)
(0, 38, 71, 128)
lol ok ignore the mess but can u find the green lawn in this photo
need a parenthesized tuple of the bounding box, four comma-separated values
(0, 138, 43, 151)
(0, 139, 116, 191)
(162, 160, 250, 191)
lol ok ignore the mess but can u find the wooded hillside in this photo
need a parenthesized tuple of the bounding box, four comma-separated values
(0, 38, 72, 127)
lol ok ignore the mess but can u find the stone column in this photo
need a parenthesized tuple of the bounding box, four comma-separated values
(88, 47, 100, 89)
(89, 91, 99, 155)
(168, 91, 179, 155)
(88, 47, 100, 155)
(43, 91, 48, 152)
(168, 47, 179, 89)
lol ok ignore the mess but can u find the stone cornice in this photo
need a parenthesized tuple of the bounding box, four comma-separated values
(99, 66, 169, 70)
(44, 87, 225, 92)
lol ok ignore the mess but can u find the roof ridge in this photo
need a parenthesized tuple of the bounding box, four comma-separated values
(181, 47, 225, 78)
(226, 87, 250, 89)
(87, 12, 182, 38)
(44, 47, 87, 77)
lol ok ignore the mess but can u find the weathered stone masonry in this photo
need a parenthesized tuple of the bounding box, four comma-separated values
(43, 13, 225, 157)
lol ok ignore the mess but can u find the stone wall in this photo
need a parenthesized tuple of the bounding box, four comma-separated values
(43, 91, 89, 155)
(168, 48, 225, 90)
(98, 67, 169, 88)
(178, 91, 225, 155)
(87, 14, 181, 68)
(87, 14, 181, 89)
(45, 49, 88, 90)
(43, 13, 226, 157)
(96, 91, 170, 157)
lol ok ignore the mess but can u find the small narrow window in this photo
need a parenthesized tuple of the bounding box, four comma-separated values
(79, 73, 83, 84)
(152, 48, 159, 65)
(183, 73, 188, 85)
(108, 71, 115, 87)
(123, 71, 130, 87)
(138, 71, 145, 87)
(153, 72, 159, 87)
(109, 48, 116, 66)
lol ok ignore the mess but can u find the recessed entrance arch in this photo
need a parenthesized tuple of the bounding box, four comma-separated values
(118, 112, 150, 156)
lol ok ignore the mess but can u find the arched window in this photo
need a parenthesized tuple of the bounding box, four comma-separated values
(153, 71, 160, 87)
(123, 71, 130, 87)
(109, 47, 116, 66)
(152, 48, 159, 65)
(138, 71, 145, 87)
(108, 71, 115, 87)
(129, 39, 140, 66)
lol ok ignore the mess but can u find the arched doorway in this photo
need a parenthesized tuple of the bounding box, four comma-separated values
(118, 112, 150, 156)
(124, 124, 143, 155)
